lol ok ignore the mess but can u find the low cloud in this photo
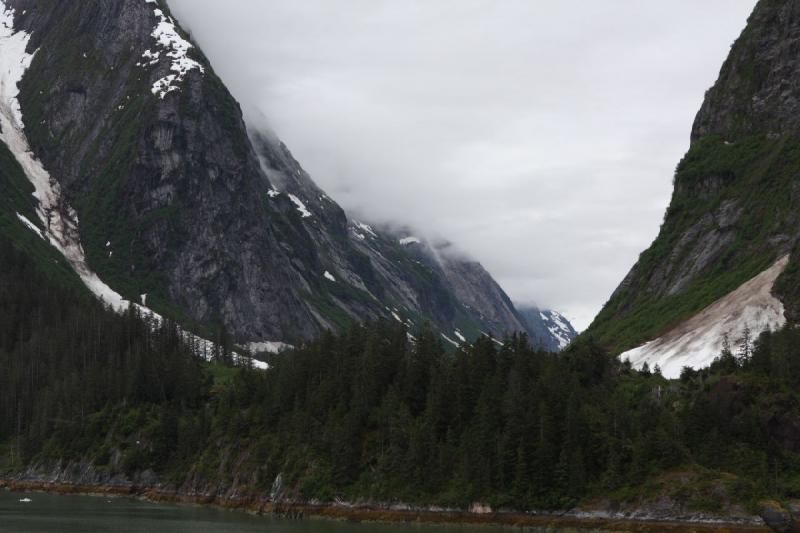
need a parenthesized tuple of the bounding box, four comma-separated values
(170, 0, 756, 330)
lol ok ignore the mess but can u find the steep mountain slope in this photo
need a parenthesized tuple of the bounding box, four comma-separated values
(585, 0, 800, 376)
(0, 0, 569, 349)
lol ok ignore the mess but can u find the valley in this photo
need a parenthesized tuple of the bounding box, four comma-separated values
(4, 0, 800, 531)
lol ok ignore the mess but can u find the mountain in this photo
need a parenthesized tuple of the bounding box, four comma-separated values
(517, 306, 577, 352)
(584, 0, 800, 377)
(6, 3, 800, 528)
(0, 0, 569, 352)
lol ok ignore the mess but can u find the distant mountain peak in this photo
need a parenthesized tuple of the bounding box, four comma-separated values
(517, 305, 578, 352)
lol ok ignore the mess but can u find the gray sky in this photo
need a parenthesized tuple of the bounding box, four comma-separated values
(170, 0, 756, 330)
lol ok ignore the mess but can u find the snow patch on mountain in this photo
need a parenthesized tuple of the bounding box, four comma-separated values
(399, 236, 421, 246)
(350, 221, 374, 241)
(247, 341, 292, 354)
(481, 332, 505, 347)
(288, 193, 312, 218)
(441, 333, 459, 347)
(0, 3, 33, 127)
(138, 48, 159, 67)
(621, 255, 789, 379)
(141, 0, 205, 99)
(16, 212, 43, 239)
(354, 221, 377, 239)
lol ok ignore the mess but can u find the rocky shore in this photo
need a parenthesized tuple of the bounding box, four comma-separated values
(0, 478, 772, 532)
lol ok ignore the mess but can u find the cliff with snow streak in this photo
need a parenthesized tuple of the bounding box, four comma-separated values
(586, 0, 800, 376)
(0, 0, 573, 350)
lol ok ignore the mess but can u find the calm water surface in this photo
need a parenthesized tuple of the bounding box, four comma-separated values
(0, 490, 523, 533)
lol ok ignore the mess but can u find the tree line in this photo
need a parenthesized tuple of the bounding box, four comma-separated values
(2, 232, 800, 510)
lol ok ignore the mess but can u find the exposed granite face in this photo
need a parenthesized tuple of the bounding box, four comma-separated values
(642, 200, 742, 299)
(586, 0, 800, 352)
(11, 0, 326, 342)
(692, 0, 800, 142)
(392, 235, 537, 340)
(2, 0, 566, 347)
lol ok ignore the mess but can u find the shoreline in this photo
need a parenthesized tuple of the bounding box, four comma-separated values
(0, 479, 769, 532)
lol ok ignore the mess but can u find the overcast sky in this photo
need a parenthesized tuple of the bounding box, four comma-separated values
(170, 0, 756, 330)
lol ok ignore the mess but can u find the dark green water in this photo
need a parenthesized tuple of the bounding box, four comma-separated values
(0, 491, 516, 533)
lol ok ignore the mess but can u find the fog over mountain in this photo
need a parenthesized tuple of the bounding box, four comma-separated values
(170, 0, 756, 329)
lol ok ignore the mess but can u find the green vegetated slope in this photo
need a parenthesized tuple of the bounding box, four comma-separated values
(587, 134, 800, 352)
(586, 0, 800, 353)
(3, 229, 800, 518)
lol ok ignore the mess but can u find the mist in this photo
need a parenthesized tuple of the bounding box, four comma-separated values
(169, 0, 756, 330)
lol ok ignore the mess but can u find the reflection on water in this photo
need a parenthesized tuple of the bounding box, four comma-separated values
(0, 490, 531, 533)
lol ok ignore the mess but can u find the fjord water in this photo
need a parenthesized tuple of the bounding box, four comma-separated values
(0, 491, 515, 533)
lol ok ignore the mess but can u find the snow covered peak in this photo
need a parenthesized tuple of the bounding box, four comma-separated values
(539, 310, 576, 350)
(517, 305, 578, 352)
(140, 1, 205, 99)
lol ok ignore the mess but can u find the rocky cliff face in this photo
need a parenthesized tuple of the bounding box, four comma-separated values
(585, 0, 800, 375)
(692, 0, 800, 143)
(0, 0, 571, 349)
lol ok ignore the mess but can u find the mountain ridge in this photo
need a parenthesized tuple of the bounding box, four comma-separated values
(584, 0, 800, 375)
(0, 0, 574, 351)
